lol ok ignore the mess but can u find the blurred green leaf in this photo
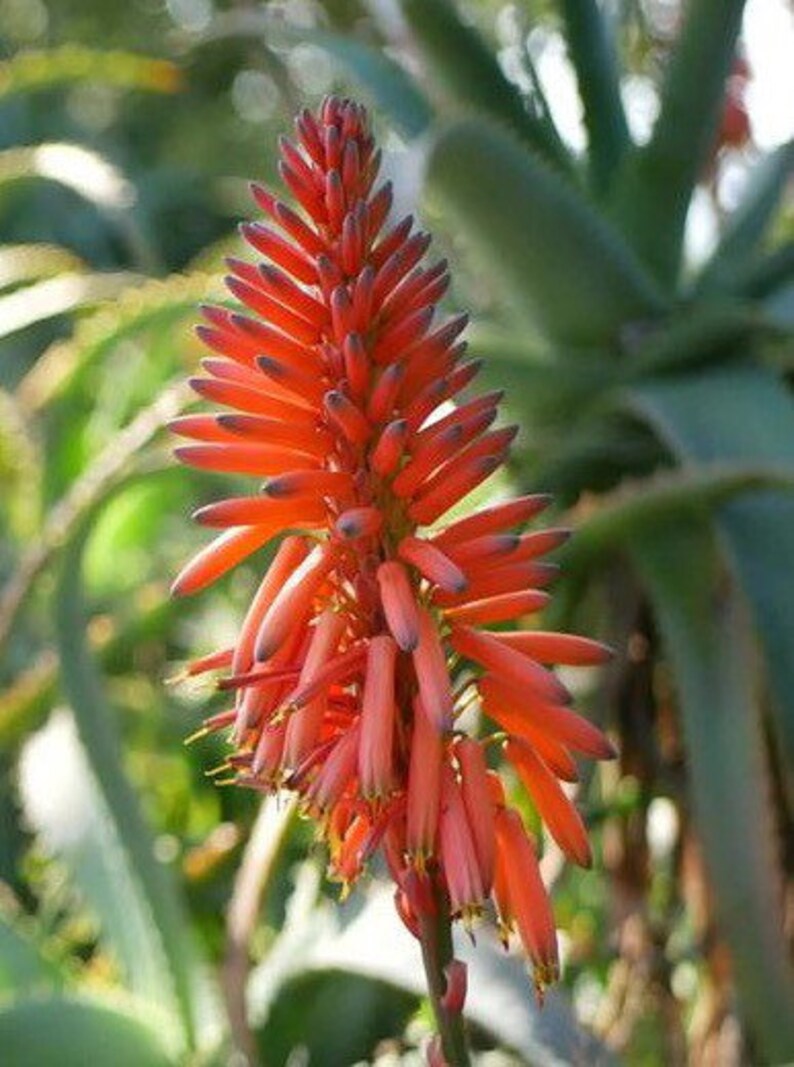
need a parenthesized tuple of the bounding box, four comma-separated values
(610, 0, 746, 286)
(0, 915, 64, 997)
(400, 0, 570, 170)
(558, 0, 630, 193)
(53, 486, 221, 1055)
(247, 864, 418, 1065)
(464, 336, 655, 495)
(469, 331, 617, 414)
(0, 996, 178, 1067)
(0, 387, 42, 540)
(0, 46, 181, 99)
(0, 385, 187, 653)
(632, 522, 794, 1063)
(17, 274, 217, 413)
(0, 583, 185, 752)
(697, 140, 794, 294)
(427, 118, 665, 346)
(0, 144, 158, 273)
(627, 367, 794, 795)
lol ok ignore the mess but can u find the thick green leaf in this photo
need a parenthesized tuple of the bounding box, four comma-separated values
(610, 0, 747, 286)
(52, 493, 221, 1055)
(632, 522, 794, 1062)
(426, 118, 665, 346)
(627, 302, 767, 374)
(465, 336, 659, 496)
(561, 462, 794, 569)
(400, 0, 570, 170)
(740, 242, 794, 302)
(469, 331, 618, 415)
(626, 367, 794, 794)
(697, 140, 794, 293)
(0, 916, 63, 997)
(0, 996, 177, 1067)
(547, 460, 794, 634)
(558, 0, 630, 193)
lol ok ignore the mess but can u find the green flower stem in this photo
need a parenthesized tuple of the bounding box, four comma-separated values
(417, 878, 471, 1067)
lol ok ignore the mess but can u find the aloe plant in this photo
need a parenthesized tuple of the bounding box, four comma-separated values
(1, 4, 793, 1065)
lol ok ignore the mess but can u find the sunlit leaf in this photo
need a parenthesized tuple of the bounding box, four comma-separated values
(0, 273, 136, 342)
(0, 144, 135, 211)
(317, 886, 615, 1064)
(0, 244, 85, 291)
(18, 708, 184, 1050)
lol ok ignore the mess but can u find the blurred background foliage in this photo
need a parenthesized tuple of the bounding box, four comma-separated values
(0, 0, 793, 1064)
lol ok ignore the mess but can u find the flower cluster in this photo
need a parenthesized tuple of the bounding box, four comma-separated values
(172, 97, 614, 999)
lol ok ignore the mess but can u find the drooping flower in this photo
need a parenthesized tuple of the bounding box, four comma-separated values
(172, 96, 615, 1004)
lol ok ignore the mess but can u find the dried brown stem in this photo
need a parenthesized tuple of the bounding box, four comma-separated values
(222, 794, 296, 1067)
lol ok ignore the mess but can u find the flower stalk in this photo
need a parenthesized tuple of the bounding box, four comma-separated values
(417, 877, 471, 1067)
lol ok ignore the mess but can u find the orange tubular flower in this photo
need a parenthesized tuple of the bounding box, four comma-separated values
(173, 97, 615, 1028)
